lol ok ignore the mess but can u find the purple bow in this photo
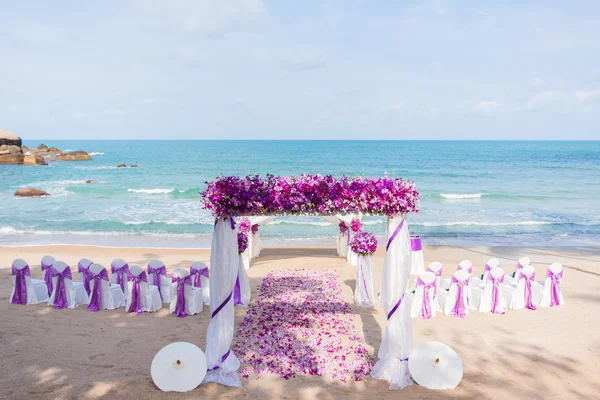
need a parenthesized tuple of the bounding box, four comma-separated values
(172, 275, 192, 318)
(127, 271, 148, 315)
(547, 269, 563, 307)
(450, 276, 468, 318)
(87, 269, 109, 312)
(520, 271, 537, 310)
(427, 266, 443, 277)
(41, 260, 54, 297)
(416, 278, 436, 319)
(78, 262, 93, 295)
(487, 273, 505, 315)
(515, 262, 526, 282)
(48, 266, 72, 309)
(411, 237, 422, 251)
(148, 264, 166, 299)
(111, 263, 129, 294)
(190, 266, 209, 288)
(459, 265, 472, 274)
(11, 265, 31, 305)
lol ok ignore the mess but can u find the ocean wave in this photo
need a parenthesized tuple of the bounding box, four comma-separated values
(88, 152, 106, 156)
(127, 188, 174, 195)
(266, 220, 333, 227)
(0, 226, 201, 238)
(362, 220, 385, 226)
(439, 193, 484, 199)
(413, 221, 553, 227)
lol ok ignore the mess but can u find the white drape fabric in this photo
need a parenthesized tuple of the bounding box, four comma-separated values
(237, 254, 251, 307)
(203, 217, 242, 388)
(245, 216, 276, 260)
(410, 250, 425, 275)
(370, 215, 413, 390)
(355, 255, 376, 307)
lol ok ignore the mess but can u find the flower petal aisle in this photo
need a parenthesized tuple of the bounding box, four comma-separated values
(233, 269, 373, 382)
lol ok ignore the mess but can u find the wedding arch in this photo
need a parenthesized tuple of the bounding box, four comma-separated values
(200, 174, 420, 389)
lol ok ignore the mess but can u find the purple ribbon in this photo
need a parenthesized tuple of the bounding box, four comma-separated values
(190, 266, 209, 288)
(147, 264, 166, 299)
(410, 237, 422, 251)
(458, 265, 473, 274)
(416, 278, 437, 319)
(427, 266, 443, 277)
(515, 262, 525, 281)
(488, 273, 505, 315)
(48, 266, 72, 309)
(41, 260, 54, 296)
(450, 276, 468, 318)
(520, 271, 537, 310)
(233, 276, 242, 306)
(127, 270, 148, 315)
(87, 269, 109, 312)
(11, 265, 31, 305)
(78, 262, 93, 295)
(212, 291, 233, 318)
(386, 219, 405, 251)
(111, 262, 129, 294)
(387, 293, 405, 320)
(172, 275, 193, 318)
(547, 269, 563, 307)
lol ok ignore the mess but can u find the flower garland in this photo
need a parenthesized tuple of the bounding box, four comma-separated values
(239, 217, 252, 234)
(202, 174, 419, 217)
(350, 218, 362, 232)
(349, 231, 378, 256)
(238, 231, 249, 254)
(338, 221, 348, 234)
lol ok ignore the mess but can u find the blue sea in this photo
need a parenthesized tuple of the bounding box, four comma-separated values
(1, 140, 599, 248)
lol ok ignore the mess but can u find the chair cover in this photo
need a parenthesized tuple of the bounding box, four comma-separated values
(48, 262, 89, 309)
(41, 255, 56, 296)
(126, 266, 162, 314)
(78, 258, 94, 296)
(455, 260, 475, 309)
(10, 259, 47, 305)
(472, 258, 500, 288)
(355, 254, 376, 307)
(426, 262, 443, 292)
(410, 271, 437, 319)
(539, 263, 565, 307)
(508, 265, 538, 311)
(443, 270, 470, 318)
(477, 267, 506, 314)
(148, 260, 172, 303)
(110, 258, 129, 298)
(409, 237, 425, 275)
(170, 268, 203, 317)
(234, 254, 251, 307)
(506, 257, 531, 285)
(87, 264, 125, 311)
(370, 216, 413, 390)
(190, 261, 210, 304)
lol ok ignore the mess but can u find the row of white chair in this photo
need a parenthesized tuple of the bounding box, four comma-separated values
(409, 258, 565, 319)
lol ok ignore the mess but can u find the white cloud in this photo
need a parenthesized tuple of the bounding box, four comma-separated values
(528, 77, 546, 89)
(526, 91, 570, 110)
(575, 89, 600, 102)
(281, 49, 326, 70)
(476, 100, 499, 114)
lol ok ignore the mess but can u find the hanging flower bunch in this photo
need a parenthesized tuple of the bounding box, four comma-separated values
(238, 231, 249, 254)
(239, 217, 252, 234)
(350, 218, 362, 232)
(338, 221, 348, 234)
(251, 224, 259, 235)
(349, 231, 378, 256)
(202, 174, 419, 217)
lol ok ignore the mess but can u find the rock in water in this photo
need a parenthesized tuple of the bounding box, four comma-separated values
(14, 188, 51, 197)
(117, 163, 126, 168)
(86, 180, 93, 184)
(0, 129, 24, 164)
(23, 155, 48, 166)
(47, 147, 63, 155)
(0, 129, 22, 147)
(130, 164, 138, 168)
(37, 143, 49, 151)
(55, 151, 92, 161)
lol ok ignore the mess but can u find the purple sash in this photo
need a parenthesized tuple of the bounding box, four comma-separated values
(547, 269, 563, 307)
(48, 266, 72, 309)
(515, 262, 526, 281)
(87, 269, 109, 312)
(416, 278, 436, 319)
(410, 237, 422, 251)
(386, 219, 405, 251)
(387, 293, 405, 320)
(42, 260, 54, 296)
(458, 265, 472, 274)
(127, 271, 148, 315)
(78, 262, 93, 295)
(172, 275, 192, 318)
(111, 262, 129, 294)
(487, 273, 505, 315)
(148, 264, 166, 299)
(233, 276, 242, 306)
(11, 265, 30, 305)
(190, 266, 209, 288)
(450, 276, 468, 318)
(427, 266, 443, 277)
(520, 271, 537, 310)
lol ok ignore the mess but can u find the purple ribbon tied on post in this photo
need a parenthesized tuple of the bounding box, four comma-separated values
(416, 278, 437, 319)
(127, 271, 148, 315)
(450, 276, 468, 318)
(11, 265, 31, 305)
(547, 269, 563, 307)
(147, 264, 166, 299)
(172, 275, 192, 318)
(48, 266, 72, 309)
(87, 269, 109, 312)
(190, 266, 209, 288)
(520, 271, 537, 310)
(111, 263, 129, 294)
(487, 273, 505, 315)
(386, 219, 405, 251)
(41, 261, 54, 296)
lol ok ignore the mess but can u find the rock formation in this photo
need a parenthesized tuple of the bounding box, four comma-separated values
(117, 163, 126, 168)
(0, 129, 24, 164)
(23, 154, 48, 166)
(14, 188, 51, 197)
(55, 151, 92, 161)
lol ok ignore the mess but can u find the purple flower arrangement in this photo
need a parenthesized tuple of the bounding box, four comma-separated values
(201, 174, 419, 217)
(238, 231, 249, 254)
(251, 224, 259, 235)
(338, 221, 348, 234)
(349, 231, 378, 256)
(350, 218, 362, 232)
(239, 217, 252, 234)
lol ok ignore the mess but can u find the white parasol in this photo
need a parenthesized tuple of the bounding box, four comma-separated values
(151, 342, 207, 392)
(408, 341, 463, 390)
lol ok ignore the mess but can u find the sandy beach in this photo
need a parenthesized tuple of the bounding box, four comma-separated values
(1, 244, 599, 399)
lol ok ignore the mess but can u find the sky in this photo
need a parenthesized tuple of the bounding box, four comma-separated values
(1, 0, 599, 140)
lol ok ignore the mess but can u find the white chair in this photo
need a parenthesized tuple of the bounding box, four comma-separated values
(48, 261, 88, 309)
(426, 262, 443, 291)
(506, 257, 531, 286)
(457, 260, 473, 274)
(539, 263, 565, 307)
(126, 265, 162, 314)
(170, 268, 203, 317)
(78, 258, 94, 296)
(507, 264, 540, 311)
(472, 258, 500, 288)
(10, 259, 48, 305)
(41, 255, 56, 297)
(190, 261, 210, 305)
(148, 260, 172, 303)
(410, 271, 437, 319)
(111, 258, 129, 299)
(87, 264, 125, 311)
(477, 267, 506, 314)
(442, 270, 471, 318)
